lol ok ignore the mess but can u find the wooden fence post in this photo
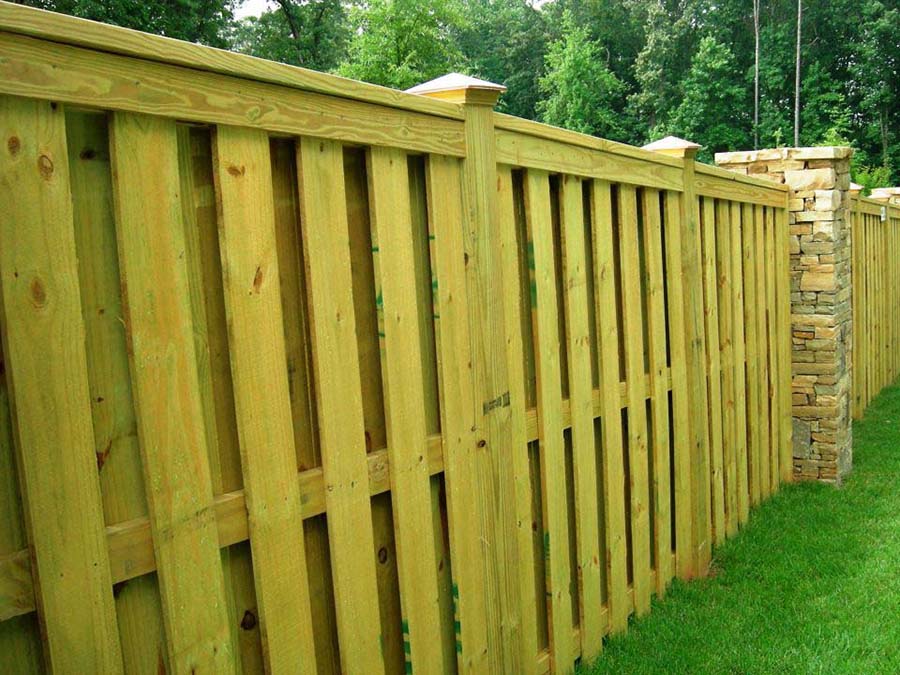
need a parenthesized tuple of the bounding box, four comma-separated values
(408, 74, 536, 672)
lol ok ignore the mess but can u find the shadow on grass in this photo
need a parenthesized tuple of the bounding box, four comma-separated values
(581, 384, 900, 675)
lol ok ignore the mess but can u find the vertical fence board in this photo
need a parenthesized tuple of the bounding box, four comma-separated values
(713, 200, 738, 537)
(69, 110, 169, 672)
(213, 125, 318, 673)
(110, 111, 233, 672)
(617, 185, 652, 615)
(701, 199, 725, 546)
(641, 189, 672, 594)
(740, 203, 762, 507)
(753, 206, 772, 499)
(662, 191, 694, 578)
(367, 145, 444, 673)
(524, 169, 574, 670)
(178, 126, 262, 673)
(495, 164, 541, 673)
(730, 202, 750, 523)
(763, 208, 781, 489)
(591, 180, 629, 635)
(296, 136, 385, 674)
(560, 174, 603, 659)
(429, 155, 494, 672)
(0, 95, 122, 672)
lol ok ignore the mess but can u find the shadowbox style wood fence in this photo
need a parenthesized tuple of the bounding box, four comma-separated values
(850, 195, 900, 418)
(0, 3, 792, 673)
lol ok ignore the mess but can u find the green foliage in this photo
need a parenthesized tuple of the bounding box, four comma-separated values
(18, 0, 899, 183)
(536, 10, 625, 140)
(231, 1, 349, 71)
(456, 0, 549, 119)
(20, 0, 238, 47)
(853, 165, 893, 196)
(337, 0, 466, 91)
(664, 36, 750, 162)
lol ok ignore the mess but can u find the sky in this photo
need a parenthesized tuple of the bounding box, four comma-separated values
(235, 0, 273, 19)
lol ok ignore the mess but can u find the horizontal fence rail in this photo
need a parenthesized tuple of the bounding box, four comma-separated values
(0, 3, 792, 673)
(850, 196, 900, 418)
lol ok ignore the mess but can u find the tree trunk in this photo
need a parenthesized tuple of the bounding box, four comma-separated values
(754, 0, 760, 149)
(794, 0, 802, 146)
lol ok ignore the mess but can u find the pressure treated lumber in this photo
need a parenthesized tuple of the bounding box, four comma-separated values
(110, 111, 234, 673)
(213, 125, 317, 673)
(0, 95, 123, 673)
(296, 137, 385, 675)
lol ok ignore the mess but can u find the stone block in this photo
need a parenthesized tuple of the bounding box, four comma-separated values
(784, 168, 836, 191)
(800, 272, 836, 291)
(786, 146, 852, 160)
(815, 189, 842, 211)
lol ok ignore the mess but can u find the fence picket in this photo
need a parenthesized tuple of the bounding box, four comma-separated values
(367, 145, 444, 674)
(0, 96, 122, 673)
(213, 125, 318, 673)
(296, 136, 385, 675)
(524, 169, 575, 670)
(590, 180, 630, 635)
(110, 111, 233, 672)
(560, 174, 604, 659)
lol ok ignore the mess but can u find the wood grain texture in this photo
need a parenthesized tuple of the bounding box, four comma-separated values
(0, 96, 122, 672)
(590, 181, 629, 634)
(560, 174, 604, 660)
(663, 191, 694, 580)
(495, 164, 541, 674)
(110, 111, 233, 673)
(0, 32, 465, 158)
(69, 110, 167, 672)
(495, 129, 683, 193)
(714, 200, 738, 538)
(740, 202, 761, 507)
(700, 198, 725, 547)
(367, 145, 444, 673)
(731, 202, 750, 524)
(616, 185, 652, 616)
(213, 125, 317, 673)
(753, 206, 771, 500)
(0, 0, 463, 120)
(680, 164, 711, 576)
(296, 136, 385, 675)
(641, 188, 672, 594)
(429, 155, 495, 672)
(524, 169, 574, 671)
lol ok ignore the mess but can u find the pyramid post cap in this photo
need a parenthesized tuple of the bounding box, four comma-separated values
(642, 135, 702, 158)
(406, 73, 506, 106)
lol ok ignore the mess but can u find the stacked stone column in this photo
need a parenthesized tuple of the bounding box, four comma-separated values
(716, 147, 853, 484)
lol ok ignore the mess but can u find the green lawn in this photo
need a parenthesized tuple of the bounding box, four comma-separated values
(583, 382, 900, 674)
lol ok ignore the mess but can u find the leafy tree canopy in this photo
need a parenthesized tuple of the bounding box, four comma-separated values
(18, 0, 900, 183)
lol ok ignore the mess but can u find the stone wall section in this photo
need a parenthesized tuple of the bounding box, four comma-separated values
(715, 147, 853, 484)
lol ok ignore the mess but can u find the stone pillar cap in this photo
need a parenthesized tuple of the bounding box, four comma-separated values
(870, 187, 900, 201)
(406, 73, 506, 106)
(642, 135, 702, 158)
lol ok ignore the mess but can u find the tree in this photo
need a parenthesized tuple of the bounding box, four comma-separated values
(231, 1, 349, 71)
(18, 0, 237, 47)
(338, 0, 466, 91)
(753, 0, 760, 148)
(794, 0, 802, 146)
(536, 10, 626, 140)
(456, 0, 549, 119)
(628, 0, 698, 138)
(664, 36, 750, 161)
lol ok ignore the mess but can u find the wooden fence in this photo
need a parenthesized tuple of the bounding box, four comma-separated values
(850, 195, 900, 418)
(0, 3, 792, 673)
